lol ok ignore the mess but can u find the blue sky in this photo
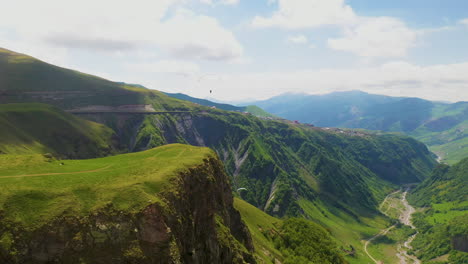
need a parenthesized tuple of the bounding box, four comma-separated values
(1, 0, 468, 102)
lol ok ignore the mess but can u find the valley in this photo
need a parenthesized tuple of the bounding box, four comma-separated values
(0, 47, 466, 263)
(251, 91, 468, 165)
(365, 188, 421, 264)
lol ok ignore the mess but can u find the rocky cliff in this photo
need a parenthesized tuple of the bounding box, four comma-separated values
(0, 147, 255, 264)
(80, 111, 436, 216)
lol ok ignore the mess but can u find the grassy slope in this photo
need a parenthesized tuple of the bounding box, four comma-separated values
(408, 158, 468, 263)
(234, 199, 283, 263)
(411, 119, 468, 165)
(298, 198, 390, 264)
(0, 47, 441, 263)
(0, 103, 115, 158)
(0, 48, 195, 111)
(0, 144, 213, 228)
(164, 92, 244, 112)
(127, 110, 435, 264)
(164, 92, 276, 118)
(253, 91, 468, 164)
(366, 191, 417, 264)
(244, 105, 276, 118)
(234, 198, 347, 264)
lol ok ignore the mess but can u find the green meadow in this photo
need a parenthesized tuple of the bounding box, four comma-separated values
(0, 144, 213, 228)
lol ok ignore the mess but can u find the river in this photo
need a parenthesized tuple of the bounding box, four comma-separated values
(364, 188, 421, 264)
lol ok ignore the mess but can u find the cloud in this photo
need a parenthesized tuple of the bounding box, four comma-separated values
(158, 9, 244, 61)
(44, 34, 135, 52)
(328, 17, 417, 58)
(126, 60, 200, 77)
(156, 61, 468, 102)
(287, 35, 308, 44)
(252, 0, 418, 58)
(252, 0, 357, 29)
(199, 0, 239, 5)
(460, 18, 468, 26)
(0, 0, 244, 62)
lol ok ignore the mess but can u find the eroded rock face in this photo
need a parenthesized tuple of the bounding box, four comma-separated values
(0, 157, 255, 264)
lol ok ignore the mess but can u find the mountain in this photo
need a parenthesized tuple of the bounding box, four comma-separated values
(251, 91, 468, 164)
(0, 48, 194, 111)
(0, 144, 256, 263)
(408, 158, 468, 263)
(165, 92, 244, 111)
(165, 92, 275, 118)
(234, 198, 346, 263)
(0, 48, 439, 263)
(0, 103, 116, 158)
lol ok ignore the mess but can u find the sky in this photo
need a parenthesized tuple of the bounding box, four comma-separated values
(1, 0, 468, 103)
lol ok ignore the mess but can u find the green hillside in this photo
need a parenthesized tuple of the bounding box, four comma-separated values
(252, 91, 468, 164)
(0, 103, 116, 158)
(0, 144, 256, 263)
(0, 47, 441, 263)
(244, 105, 276, 118)
(165, 92, 276, 118)
(0, 49, 436, 214)
(234, 198, 347, 264)
(0, 48, 195, 111)
(408, 158, 468, 263)
(127, 111, 435, 213)
(123, 110, 434, 264)
(0, 144, 213, 227)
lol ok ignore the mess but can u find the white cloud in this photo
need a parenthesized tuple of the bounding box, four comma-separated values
(0, 0, 244, 62)
(222, 0, 240, 5)
(199, 0, 239, 5)
(287, 35, 308, 44)
(156, 61, 468, 102)
(158, 9, 244, 61)
(252, 0, 357, 29)
(328, 17, 417, 58)
(252, 0, 417, 59)
(126, 60, 200, 77)
(460, 18, 468, 26)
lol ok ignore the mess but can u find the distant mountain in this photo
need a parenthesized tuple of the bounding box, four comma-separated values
(0, 47, 438, 263)
(252, 91, 468, 164)
(164, 92, 275, 118)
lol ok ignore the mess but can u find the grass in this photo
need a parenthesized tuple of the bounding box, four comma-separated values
(235, 198, 348, 264)
(0, 144, 214, 228)
(0, 47, 195, 111)
(366, 225, 414, 264)
(411, 119, 468, 165)
(234, 198, 283, 264)
(297, 198, 389, 264)
(426, 201, 468, 224)
(244, 105, 277, 118)
(0, 103, 115, 158)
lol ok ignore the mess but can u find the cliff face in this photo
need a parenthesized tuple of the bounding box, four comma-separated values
(81, 111, 436, 217)
(0, 156, 255, 264)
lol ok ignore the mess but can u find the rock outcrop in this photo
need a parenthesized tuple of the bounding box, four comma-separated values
(0, 157, 255, 264)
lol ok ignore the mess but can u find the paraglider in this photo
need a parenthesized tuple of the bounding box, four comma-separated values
(210, 90, 212, 94)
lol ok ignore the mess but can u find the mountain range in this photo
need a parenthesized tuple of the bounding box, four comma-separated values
(247, 91, 468, 164)
(0, 47, 465, 263)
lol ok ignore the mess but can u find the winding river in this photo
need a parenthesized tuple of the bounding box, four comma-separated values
(365, 188, 421, 264)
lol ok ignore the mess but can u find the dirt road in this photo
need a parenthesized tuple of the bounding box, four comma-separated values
(364, 189, 421, 264)
(0, 165, 112, 179)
